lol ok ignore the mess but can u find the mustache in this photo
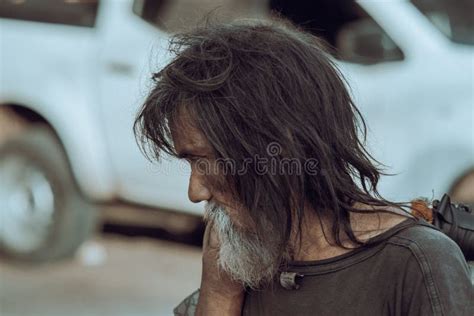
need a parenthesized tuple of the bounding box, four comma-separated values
(204, 201, 256, 234)
(204, 201, 222, 224)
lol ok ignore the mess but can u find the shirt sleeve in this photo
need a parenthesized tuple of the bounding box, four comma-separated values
(397, 229, 473, 316)
(173, 289, 200, 316)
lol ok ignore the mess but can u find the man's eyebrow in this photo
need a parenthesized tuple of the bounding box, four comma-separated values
(176, 148, 205, 159)
(176, 151, 192, 159)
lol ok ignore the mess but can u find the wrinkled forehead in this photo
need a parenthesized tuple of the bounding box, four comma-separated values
(170, 105, 211, 155)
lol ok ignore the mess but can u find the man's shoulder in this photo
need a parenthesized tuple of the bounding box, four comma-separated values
(387, 220, 461, 257)
(382, 222, 473, 315)
(383, 220, 470, 277)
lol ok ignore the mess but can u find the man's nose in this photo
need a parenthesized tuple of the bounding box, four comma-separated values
(188, 171, 212, 203)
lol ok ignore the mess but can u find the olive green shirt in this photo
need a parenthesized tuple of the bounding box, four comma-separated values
(175, 219, 473, 316)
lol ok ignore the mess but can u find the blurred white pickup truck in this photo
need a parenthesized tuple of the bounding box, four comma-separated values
(0, 0, 472, 262)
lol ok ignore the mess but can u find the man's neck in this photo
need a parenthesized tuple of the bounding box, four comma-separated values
(291, 203, 410, 261)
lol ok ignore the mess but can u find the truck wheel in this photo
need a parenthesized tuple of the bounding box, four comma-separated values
(0, 125, 97, 262)
(450, 168, 474, 204)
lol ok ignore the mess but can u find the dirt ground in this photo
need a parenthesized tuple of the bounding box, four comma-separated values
(0, 235, 202, 316)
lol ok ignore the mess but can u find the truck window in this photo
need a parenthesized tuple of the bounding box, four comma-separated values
(411, 0, 474, 45)
(270, 0, 404, 64)
(0, 0, 98, 27)
(132, 0, 403, 64)
(133, 0, 265, 33)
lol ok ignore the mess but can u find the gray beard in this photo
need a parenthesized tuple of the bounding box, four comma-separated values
(204, 202, 287, 289)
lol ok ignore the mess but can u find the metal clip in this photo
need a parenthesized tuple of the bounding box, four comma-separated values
(279, 271, 304, 290)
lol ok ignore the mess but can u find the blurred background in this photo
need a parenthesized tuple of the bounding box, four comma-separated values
(0, 0, 473, 315)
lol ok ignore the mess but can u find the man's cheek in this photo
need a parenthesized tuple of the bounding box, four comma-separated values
(227, 208, 258, 233)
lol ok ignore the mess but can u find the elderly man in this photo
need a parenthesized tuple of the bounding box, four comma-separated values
(134, 19, 472, 315)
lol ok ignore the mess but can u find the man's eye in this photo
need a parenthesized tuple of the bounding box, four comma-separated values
(186, 156, 203, 163)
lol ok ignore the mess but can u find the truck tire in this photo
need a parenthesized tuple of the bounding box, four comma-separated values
(0, 125, 97, 262)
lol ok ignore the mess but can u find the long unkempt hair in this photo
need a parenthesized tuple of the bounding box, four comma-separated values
(134, 18, 408, 256)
